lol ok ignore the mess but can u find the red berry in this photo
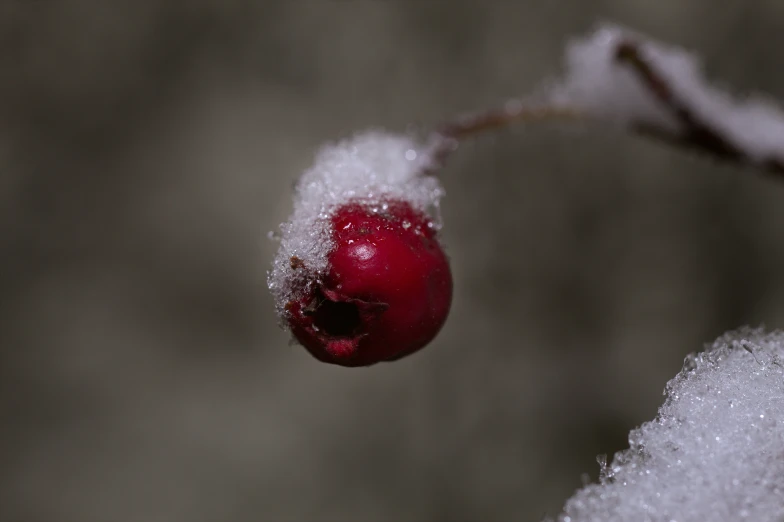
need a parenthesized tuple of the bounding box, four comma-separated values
(285, 200, 452, 367)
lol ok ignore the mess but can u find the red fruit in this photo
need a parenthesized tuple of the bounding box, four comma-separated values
(285, 200, 452, 367)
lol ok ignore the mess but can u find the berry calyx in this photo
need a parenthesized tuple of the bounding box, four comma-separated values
(285, 200, 452, 366)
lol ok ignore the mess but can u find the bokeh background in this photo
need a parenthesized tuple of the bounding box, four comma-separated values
(3, 1, 784, 521)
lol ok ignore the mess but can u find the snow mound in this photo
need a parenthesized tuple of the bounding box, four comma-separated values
(555, 327, 784, 522)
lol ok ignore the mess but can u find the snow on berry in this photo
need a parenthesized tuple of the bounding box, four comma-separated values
(268, 130, 452, 366)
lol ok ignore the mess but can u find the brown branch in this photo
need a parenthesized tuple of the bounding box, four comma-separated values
(428, 41, 784, 179)
(614, 40, 784, 176)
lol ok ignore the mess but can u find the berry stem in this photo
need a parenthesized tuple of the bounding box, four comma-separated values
(429, 101, 581, 168)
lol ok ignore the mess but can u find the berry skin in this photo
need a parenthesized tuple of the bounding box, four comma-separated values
(285, 200, 452, 367)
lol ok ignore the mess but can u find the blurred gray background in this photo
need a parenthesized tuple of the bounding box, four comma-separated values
(2, 1, 784, 521)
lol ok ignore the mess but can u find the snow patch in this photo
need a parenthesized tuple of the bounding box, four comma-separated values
(554, 327, 784, 522)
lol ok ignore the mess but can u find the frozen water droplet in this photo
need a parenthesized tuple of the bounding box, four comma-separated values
(597, 454, 607, 467)
(402, 220, 411, 230)
(597, 454, 614, 482)
(405, 149, 417, 161)
(267, 230, 281, 241)
(683, 352, 698, 371)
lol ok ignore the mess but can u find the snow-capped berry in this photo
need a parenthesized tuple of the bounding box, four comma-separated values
(286, 201, 452, 366)
(268, 130, 451, 366)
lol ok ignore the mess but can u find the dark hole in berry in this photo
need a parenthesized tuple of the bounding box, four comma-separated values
(313, 298, 362, 337)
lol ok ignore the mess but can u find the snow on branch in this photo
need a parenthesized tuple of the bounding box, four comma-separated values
(435, 24, 784, 179)
(550, 328, 784, 522)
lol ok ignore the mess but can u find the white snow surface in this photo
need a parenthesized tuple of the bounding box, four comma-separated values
(267, 130, 444, 315)
(554, 327, 784, 522)
(550, 23, 784, 164)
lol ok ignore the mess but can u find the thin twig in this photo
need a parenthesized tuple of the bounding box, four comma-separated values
(429, 102, 581, 168)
